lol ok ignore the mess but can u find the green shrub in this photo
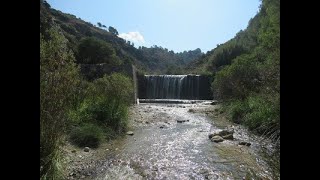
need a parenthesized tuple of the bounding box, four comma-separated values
(227, 100, 248, 124)
(40, 26, 79, 179)
(244, 94, 279, 139)
(69, 123, 104, 148)
(223, 94, 279, 141)
(67, 73, 133, 134)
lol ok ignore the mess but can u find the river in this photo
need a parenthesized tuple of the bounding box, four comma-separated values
(88, 101, 276, 180)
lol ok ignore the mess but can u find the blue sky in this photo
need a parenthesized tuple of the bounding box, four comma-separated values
(47, 0, 260, 53)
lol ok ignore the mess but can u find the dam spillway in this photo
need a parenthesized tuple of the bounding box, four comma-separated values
(138, 75, 213, 100)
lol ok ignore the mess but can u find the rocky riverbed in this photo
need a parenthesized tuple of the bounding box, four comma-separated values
(62, 101, 278, 180)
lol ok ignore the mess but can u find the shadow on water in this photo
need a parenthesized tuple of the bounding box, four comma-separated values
(92, 102, 275, 180)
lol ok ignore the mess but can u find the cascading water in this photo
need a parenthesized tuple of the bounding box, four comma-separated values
(145, 75, 201, 99)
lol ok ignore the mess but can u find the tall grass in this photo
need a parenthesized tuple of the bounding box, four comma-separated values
(223, 93, 279, 142)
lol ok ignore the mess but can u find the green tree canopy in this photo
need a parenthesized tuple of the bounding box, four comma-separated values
(76, 37, 121, 65)
(108, 26, 119, 35)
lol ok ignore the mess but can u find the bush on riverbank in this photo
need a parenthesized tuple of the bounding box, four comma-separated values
(222, 94, 279, 142)
(212, 0, 279, 146)
(41, 26, 133, 179)
(69, 123, 104, 148)
(67, 73, 133, 147)
(40, 26, 80, 179)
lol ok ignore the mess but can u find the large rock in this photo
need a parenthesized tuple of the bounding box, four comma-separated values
(218, 129, 234, 136)
(126, 131, 134, 135)
(211, 135, 224, 143)
(222, 134, 234, 140)
(208, 133, 216, 139)
(208, 128, 234, 139)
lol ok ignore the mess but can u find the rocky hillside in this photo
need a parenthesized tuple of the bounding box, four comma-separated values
(40, 0, 203, 75)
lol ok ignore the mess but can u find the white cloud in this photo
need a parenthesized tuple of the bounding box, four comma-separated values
(118, 31, 145, 44)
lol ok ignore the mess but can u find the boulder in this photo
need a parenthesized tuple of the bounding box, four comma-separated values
(222, 134, 234, 140)
(218, 129, 234, 136)
(208, 133, 217, 139)
(211, 135, 224, 143)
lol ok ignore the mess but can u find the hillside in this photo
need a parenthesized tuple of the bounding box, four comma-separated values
(189, 0, 280, 142)
(40, 1, 203, 76)
(186, 10, 261, 74)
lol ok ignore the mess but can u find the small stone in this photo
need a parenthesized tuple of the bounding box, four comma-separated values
(126, 131, 134, 135)
(199, 169, 209, 174)
(71, 149, 76, 153)
(177, 119, 187, 123)
(84, 147, 90, 152)
(160, 125, 165, 128)
(239, 141, 246, 145)
(239, 141, 251, 146)
(211, 135, 224, 143)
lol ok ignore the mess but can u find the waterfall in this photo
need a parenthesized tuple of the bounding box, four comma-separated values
(145, 75, 202, 99)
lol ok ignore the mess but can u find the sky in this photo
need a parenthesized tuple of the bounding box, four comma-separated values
(47, 0, 261, 53)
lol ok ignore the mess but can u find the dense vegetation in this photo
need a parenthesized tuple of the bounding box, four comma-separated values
(189, 0, 279, 143)
(40, 1, 133, 179)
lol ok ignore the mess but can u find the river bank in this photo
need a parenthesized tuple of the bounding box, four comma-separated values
(62, 102, 279, 179)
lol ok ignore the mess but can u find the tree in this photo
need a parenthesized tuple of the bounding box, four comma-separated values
(108, 26, 118, 35)
(102, 25, 107, 28)
(77, 37, 121, 65)
(97, 22, 102, 27)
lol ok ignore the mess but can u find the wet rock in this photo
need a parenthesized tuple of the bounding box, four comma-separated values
(218, 129, 234, 136)
(126, 131, 134, 135)
(211, 135, 224, 143)
(239, 141, 251, 146)
(199, 169, 209, 175)
(84, 147, 90, 152)
(207, 175, 217, 180)
(177, 119, 187, 123)
(222, 134, 234, 140)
